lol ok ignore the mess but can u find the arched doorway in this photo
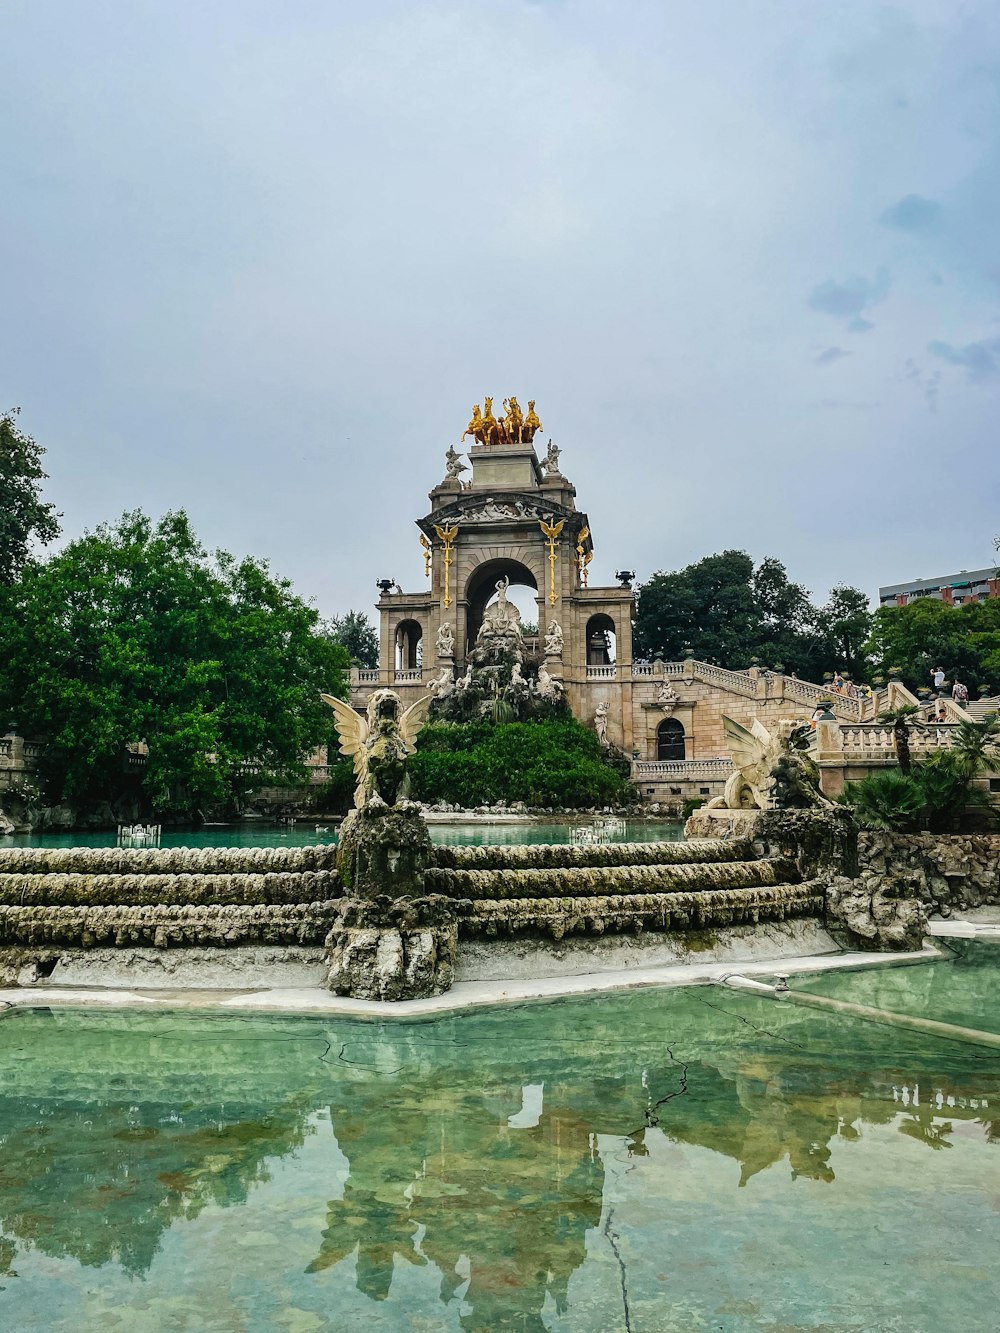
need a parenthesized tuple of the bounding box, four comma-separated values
(465, 559, 539, 651)
(656, 717, 685, 761)
(395, 619, 423, 672)
(586, 614, 617, 665)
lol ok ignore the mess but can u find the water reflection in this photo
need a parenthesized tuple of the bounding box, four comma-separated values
(0, 954, 997, 1328)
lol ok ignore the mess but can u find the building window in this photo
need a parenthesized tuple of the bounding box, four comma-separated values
(394, 619, 423, 672)
(585, 614, 617, 665)
(656, 718, 685, 761)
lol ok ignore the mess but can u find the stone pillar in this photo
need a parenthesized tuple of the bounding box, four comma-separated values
(326, 803, 459, 1000)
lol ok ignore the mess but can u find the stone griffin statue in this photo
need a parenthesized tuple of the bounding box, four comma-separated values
(706, 716, 832, 811)
(321, 688, 431, 809)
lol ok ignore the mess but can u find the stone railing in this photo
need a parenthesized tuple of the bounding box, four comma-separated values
(394, 669, 423, 683)
(586, 665, 617, 680)
(783, 677, 862, 720)
(691, 662, 758, 697)
(834, 722, 958, 759)
(0, 740, 11, 760)
(355, 668, 380, 685)
(632, 758, 733, 779)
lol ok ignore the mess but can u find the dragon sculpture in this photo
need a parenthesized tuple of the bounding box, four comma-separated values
(706, 716, 832, 811)
(321, 688, 431, 809)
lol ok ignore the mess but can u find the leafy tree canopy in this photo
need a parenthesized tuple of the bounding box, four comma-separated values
(325, 609, 379, 668)
(0, 510, 349, 816)
(866, 596, 1000, 694)
(634, 550, 872, 680)
(0, 408, 61, 584)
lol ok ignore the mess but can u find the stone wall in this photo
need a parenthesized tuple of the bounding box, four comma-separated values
(857, 832, 1000, 913)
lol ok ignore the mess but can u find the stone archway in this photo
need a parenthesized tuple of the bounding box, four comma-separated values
(464, 558, 540, 655)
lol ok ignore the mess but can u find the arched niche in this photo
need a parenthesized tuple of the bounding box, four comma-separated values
(586, 613, 617, 665)
(394, 619, 423, 672)
(465, 559, 539, 650)
(656, 717, 686, 761)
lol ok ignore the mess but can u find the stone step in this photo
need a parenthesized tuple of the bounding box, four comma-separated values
(459, 882, 824, 939)
(0, 871, 341, 907)
(425, 859, 798, 900)
(0, 845, 338, 877)
(429, 838, 758, 872)
(0, 901, 339, 948)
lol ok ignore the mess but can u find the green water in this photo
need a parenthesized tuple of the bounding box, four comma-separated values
(1, 955, 999, 1331)
(793, 939, 1000, 1035)
(2, 820, 684, 851)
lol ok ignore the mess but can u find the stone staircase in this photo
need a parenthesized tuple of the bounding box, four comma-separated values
(426, 838, 821, 941)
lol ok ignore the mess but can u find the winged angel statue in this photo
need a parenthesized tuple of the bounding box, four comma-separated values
(707, 716, 831, 811)
(321, 688, 431, 809)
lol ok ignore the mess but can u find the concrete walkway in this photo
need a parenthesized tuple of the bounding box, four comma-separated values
(0, 942, 944, 1020)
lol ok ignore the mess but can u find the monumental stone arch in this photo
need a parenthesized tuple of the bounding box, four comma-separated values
(350, 401, 638, 750)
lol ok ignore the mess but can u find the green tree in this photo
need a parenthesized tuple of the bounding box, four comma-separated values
(866, 596, 1000, 694)
(326, 609, 379, 668)
(0, 408, 61, 584)
(634, 549, 869, 680)
(634, 550, 757, 665)
(0, 510, 348, 817)
(875, 704, 924, 775)
(815, 585, 874, 679)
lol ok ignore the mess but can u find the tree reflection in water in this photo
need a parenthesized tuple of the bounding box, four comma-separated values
(0, 954, 996, 1328)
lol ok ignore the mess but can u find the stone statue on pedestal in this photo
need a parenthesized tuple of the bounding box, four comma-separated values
(544, 620, 564, 655)
(541, 440, 561, 477)
(436, 622, 455, 656)
(320, 687, 457, 1000)
(594, 700, 609, 745)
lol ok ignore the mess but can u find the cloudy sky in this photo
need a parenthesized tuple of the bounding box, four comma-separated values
(3, 0, 999, 619)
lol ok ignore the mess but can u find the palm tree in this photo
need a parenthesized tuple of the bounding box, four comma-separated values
(876, 704, 925, 775)
(840, 771, 923, 831)
(950, 717, 1000, 776)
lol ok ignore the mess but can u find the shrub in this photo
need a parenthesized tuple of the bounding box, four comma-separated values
(839, 771, 923, 831)
(410, 719, 635, 809)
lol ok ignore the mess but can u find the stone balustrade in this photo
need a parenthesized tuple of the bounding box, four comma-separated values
(393, 669, 423, 683)
(586, 665, 617, 680)
(632, 759, 733, 779)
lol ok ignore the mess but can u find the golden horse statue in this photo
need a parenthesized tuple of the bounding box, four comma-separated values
(464, 403, 485, 444)
(522, 400, 542, 443)
(466, 395, 541, 445)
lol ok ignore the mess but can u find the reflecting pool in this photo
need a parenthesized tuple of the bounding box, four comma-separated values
(1, 948, 998, 1330)
(3, 819, 684, 851)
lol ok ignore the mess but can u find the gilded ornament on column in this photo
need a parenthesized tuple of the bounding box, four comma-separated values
(419, 533, 432, 579)
(576, 526, 592, 588)
(539, 517, 565, 606)
(433, 522, 460, 609)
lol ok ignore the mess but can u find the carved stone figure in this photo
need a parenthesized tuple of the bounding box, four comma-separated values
(536, 665, 565, 701)
(321, 688, 430, 809)
(541, 440, 561, 477)
(436, 622, 455, 656)
(656, 681, 679, 713)
(544, 620, 564, 655)
(706, 716, 832, 812)
(443, 446, 467, 480)
(477, 576, 523, 648)
(456, 662, 475, 691)
(594, 700, 609, 745)
(510, 661, 527, 691)
(427, 666, 454, 700)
